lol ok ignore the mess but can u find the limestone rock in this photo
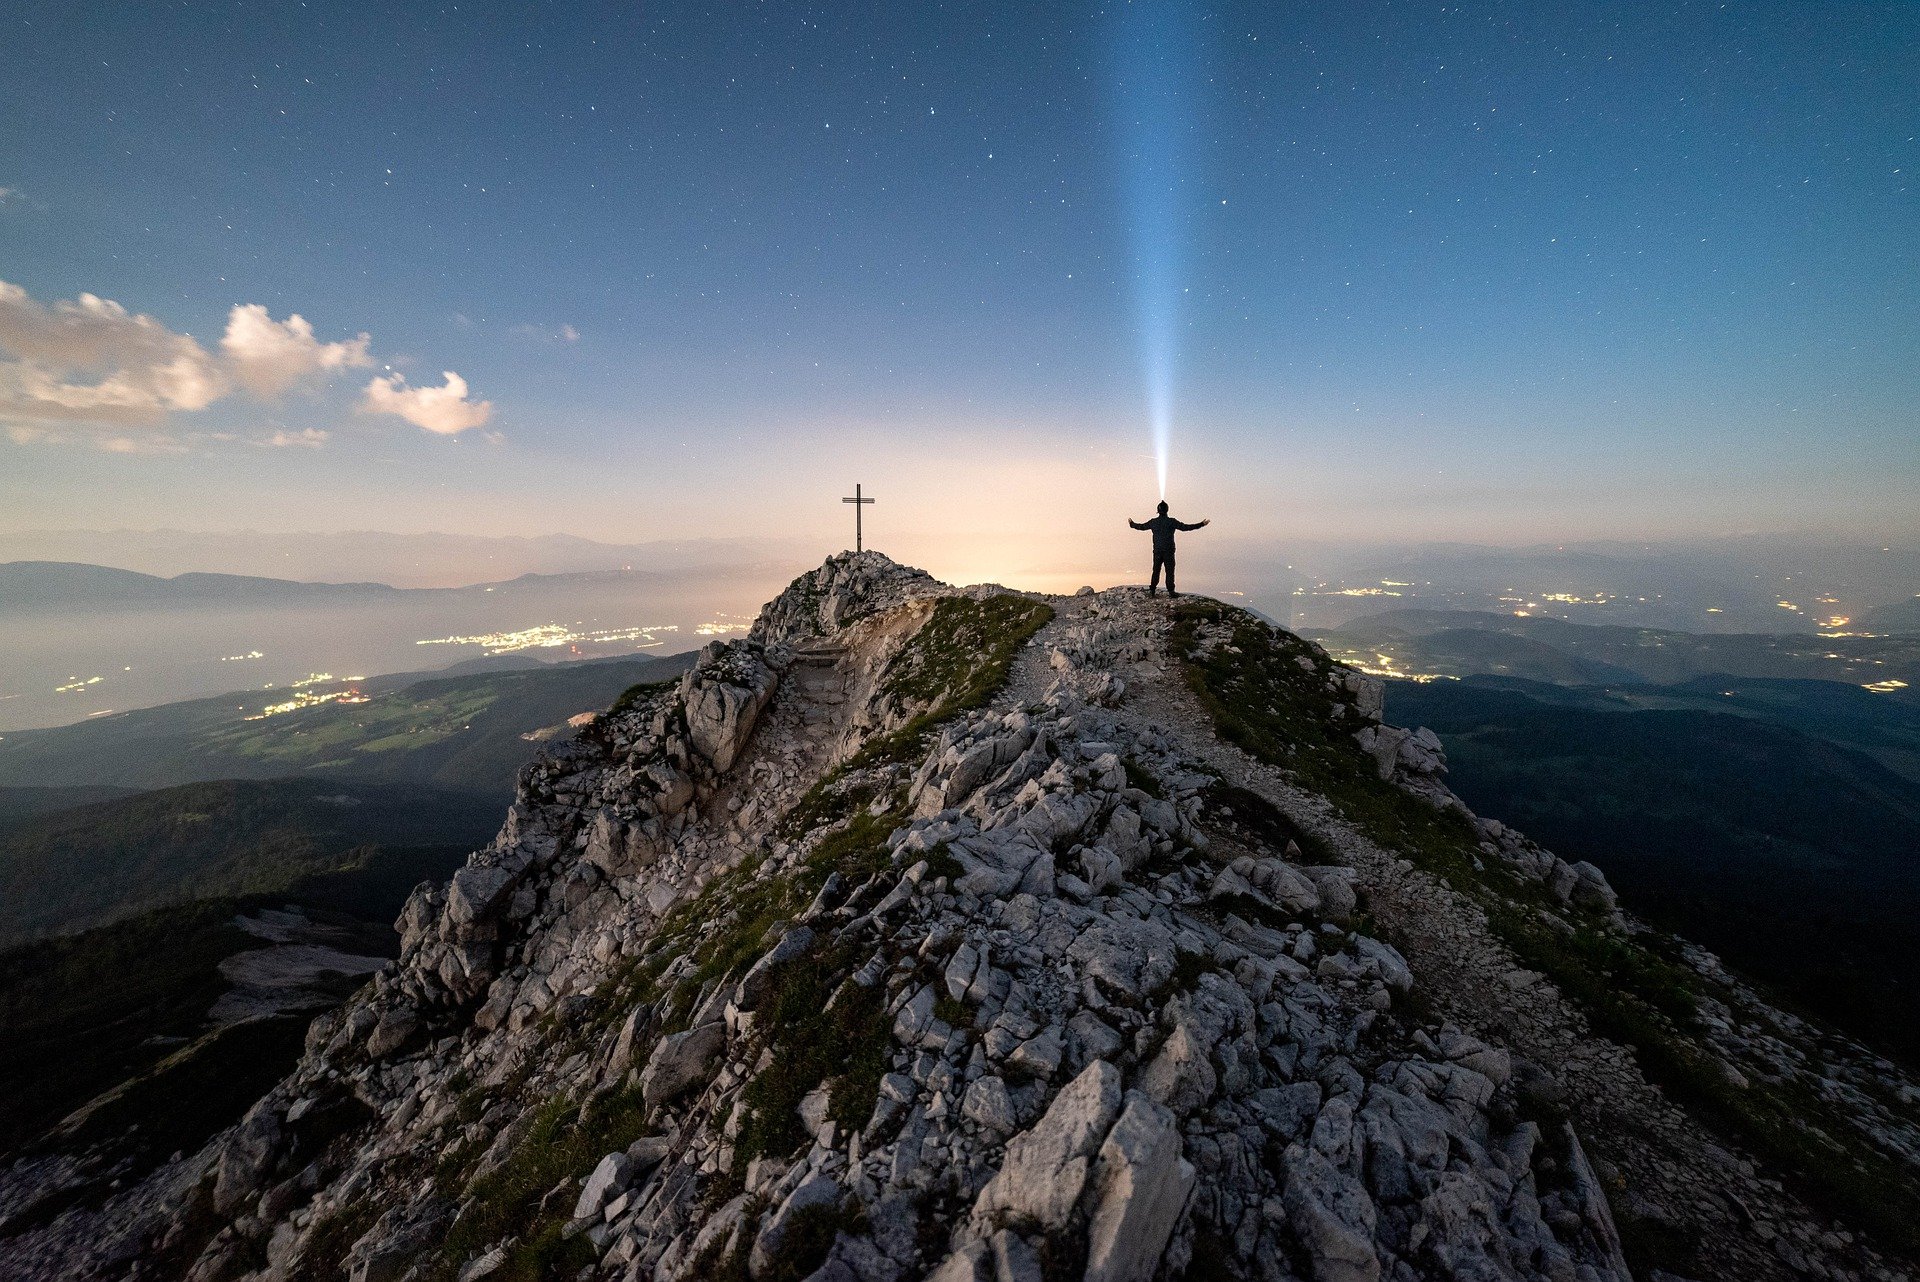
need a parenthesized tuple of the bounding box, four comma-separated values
(573, 1151, 633, 1221)
(364, 1006, 419, 1059)
(1082, 1094, 1196, 1282)
(639, 1021, 727, 1106)
(748, 1172, 843, 1278)
(975, 1059, 1123, 1230)
(447, 864, 514, 928)
(210, 1102, 281, 1216)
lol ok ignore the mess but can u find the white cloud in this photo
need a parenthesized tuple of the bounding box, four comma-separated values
(0, 280, 226, 427)
(260, 427, 330, 449)
(360, 370, 492, 435)
(220, 304, 371, 397)
(98, 433, 189, 455)
(0, 279, 490, 448)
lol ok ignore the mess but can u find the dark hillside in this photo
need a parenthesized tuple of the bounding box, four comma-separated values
(1389, 678, 1920, 1063)
(0, 778, 496, 944)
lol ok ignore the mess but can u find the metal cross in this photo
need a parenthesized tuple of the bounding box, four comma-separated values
(842, 483, 875, 552)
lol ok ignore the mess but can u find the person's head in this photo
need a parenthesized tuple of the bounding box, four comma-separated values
(1156, 500, 1169, 515)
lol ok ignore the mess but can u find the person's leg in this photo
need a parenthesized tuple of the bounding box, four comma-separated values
(1149, 552, 1163, 595)
(1166, 554, 1177, 597)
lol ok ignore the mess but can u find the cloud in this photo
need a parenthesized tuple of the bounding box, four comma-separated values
(0, 279, 489, 446)
(6, 423, 188, 453)
(260, 427, 330, 449)
(98, 433, 189, 455)
(0, 282, 227, 429)
(360, 370, 492, 435)
(220, 304, 371, 397)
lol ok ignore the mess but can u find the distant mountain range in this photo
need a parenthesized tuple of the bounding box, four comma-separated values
(0, 562, 407, 611)
(0, 559, 693, 613)
(0, 530, 806, 588)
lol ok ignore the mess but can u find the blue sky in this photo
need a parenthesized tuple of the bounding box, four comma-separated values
(1, 0, 1915, 568)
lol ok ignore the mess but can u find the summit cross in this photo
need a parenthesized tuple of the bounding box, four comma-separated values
(842, 483, 875, 552)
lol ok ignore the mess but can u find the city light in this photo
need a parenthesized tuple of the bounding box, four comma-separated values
(416, 622, 679, 655)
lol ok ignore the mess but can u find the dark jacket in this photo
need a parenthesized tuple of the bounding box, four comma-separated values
(1130, 514, 1204, 555)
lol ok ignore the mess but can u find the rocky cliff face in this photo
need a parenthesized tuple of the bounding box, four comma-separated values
(3, 553, 1916, 1282)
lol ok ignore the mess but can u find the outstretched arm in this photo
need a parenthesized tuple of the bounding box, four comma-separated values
(1176, 518, 1210, 531)
(1128, 519, 1148, 530)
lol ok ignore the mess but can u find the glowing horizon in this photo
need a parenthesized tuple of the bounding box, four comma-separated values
(1, 6, 1914, 546)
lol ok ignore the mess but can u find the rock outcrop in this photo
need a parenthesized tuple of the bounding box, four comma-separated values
(2, 552, 1914, 1282)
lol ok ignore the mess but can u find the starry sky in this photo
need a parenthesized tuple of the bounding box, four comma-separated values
(1, 1, 1915, 579)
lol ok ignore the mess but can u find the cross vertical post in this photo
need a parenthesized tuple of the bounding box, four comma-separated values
(842, 483, 875, 552)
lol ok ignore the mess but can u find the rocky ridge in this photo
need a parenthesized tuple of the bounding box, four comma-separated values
(1, 552, 1915, 1282)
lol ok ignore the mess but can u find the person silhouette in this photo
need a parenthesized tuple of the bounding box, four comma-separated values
(1129, 501, 1209, 598)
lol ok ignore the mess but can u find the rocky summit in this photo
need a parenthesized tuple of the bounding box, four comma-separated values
(4, 552, 1918, 1282)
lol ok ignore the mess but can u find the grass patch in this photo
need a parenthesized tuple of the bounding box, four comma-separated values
(933, 992, 971, 1028)
(733, 942, 890, 1166)
(1120, 756, 1166, 799)
(803, 805, 904, 889)
(846, 595, 1054, 771)
(433, 1083, 654, 1280)
(1199, 779, 1339, 865)
(761, 1201, 868, 1282)
(686, 1220, 756, 1282)
(1146, 947, 1217, 1009)
(1170, 602, 1490, 887)
(924, 842, 964, 882)
(288, 1200, 381, 1282)
(781, 773, 882, 841)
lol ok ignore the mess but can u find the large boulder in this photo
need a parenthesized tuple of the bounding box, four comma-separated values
(211, 1101, 282, 1215)
(1569, 861, 1619, 912)
(974, 1059, 1123, 1230)
(447, 865, 515, 932)
(573, 1151, 634, 1221)
(680, 645, 777, 774)
(364, 1006, 419, 1059)
(1082, 1094, 1197, 1282)
(639, 1021, 727, 1106)
(1282, 1146, 1381, 1282)
(583, 809, 668, 878)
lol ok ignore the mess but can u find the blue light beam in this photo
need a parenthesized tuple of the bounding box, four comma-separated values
(1116, 2, 1197, 501)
